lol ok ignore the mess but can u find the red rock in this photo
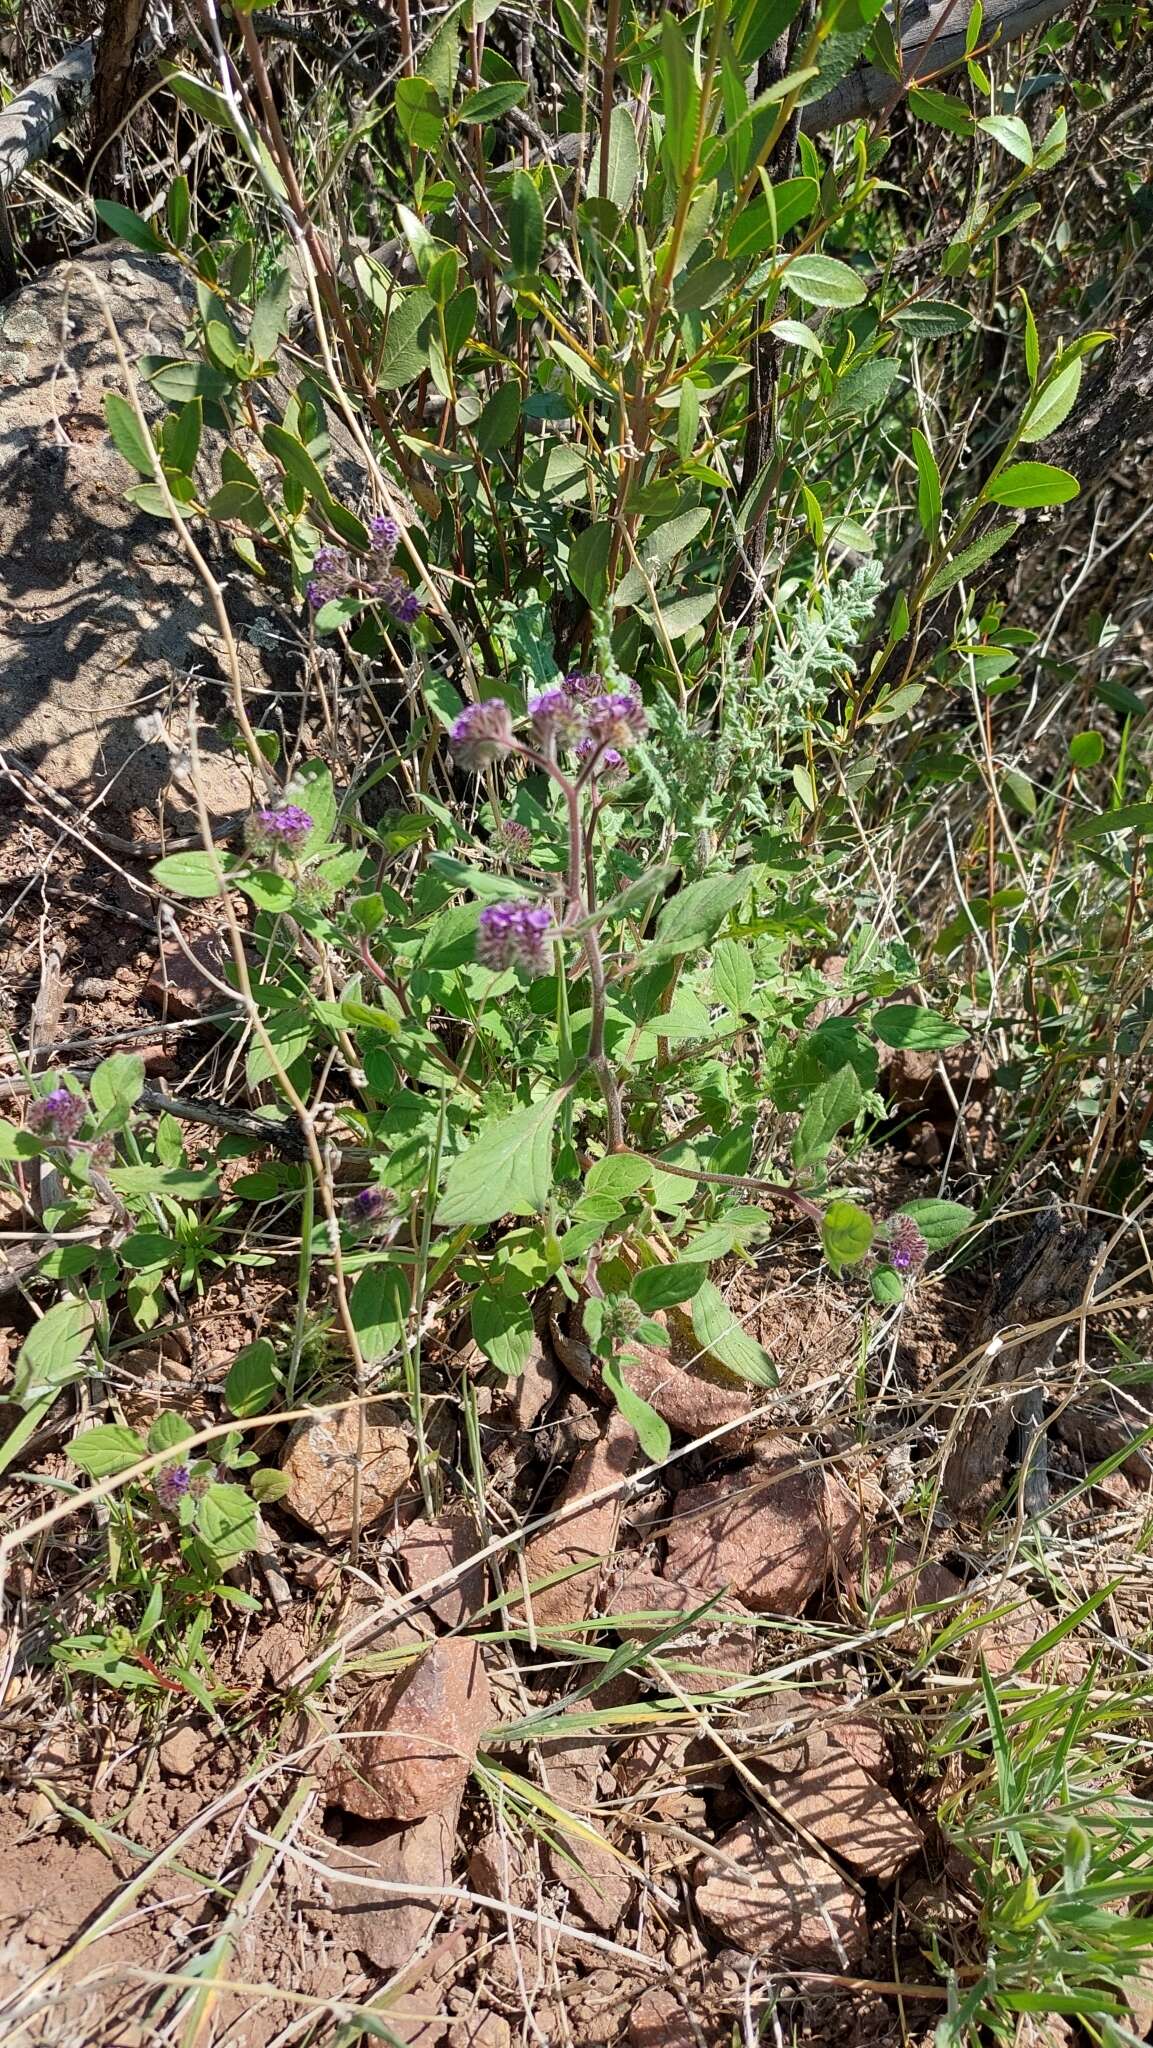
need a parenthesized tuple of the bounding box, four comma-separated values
(693, 1812, 866, 1964)
(329, 1639, 493, 1822)
(448, 2016, 511, 2048)
(663, 1443, 855, 1614)
(609, 1571, 758, 1691)
(519, 1409, 637, 1627)
(280, 1399, 410, 1541)
(767, 1748, 921, 1884)
(627, 1988, 696, 2048)
(510, 1334, 563, 1430)
(398, 1511, 488, 1629)
(306, 1810, 456, 1970)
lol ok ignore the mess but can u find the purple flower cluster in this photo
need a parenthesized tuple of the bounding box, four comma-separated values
(245, 803, 314, 858)
(494, 819, 533, 857)
(306, 514, 422, 627)
(26, 1086, 87, 1141)
(476, 901, 554, 977)
(450, 698, 514, 768)
(348, 1185, 398, 1231)
(527, 673, 646, 774)
(886, 1215, 929, 1274)
(529, 688, 589, 753)
(154, 1464, 192, 1512)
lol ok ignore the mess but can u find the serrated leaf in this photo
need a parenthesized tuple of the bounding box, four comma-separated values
(148, 1411, 196, 1453)
(821, 1200, 874, 1270)
(437, 1091, 565, 1225)
(792, 1064, 862, 1168)
(871, 1266, 905, 1305)
(712, 938, 755, 1016)
(225, 1339, 280, 1417)
(151, 851, 225, 899)
(632, 1262, 707, 1310)
(585, 1154, 652, 1200)
(89, 1052, 146, 1119)
(70, 1424, 148, 1478)
(645, 871, 750, 962)
(690, 1281, 777, 1385)
(13, 1301, 95, 1406)
(896, 1198, 974, 1250)
(350, 1265, 409, 1363)
(873, 1005, 969, 1050)
(195, 1482, 260, 1563)
(472, 1283, 536, 1375)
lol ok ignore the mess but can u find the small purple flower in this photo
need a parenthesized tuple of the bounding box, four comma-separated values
(348, 1185, 397, 1229)
(476, 901, 555, 977)
(886, 1215, 928, 1274)
(529, 688, 588, 752)
(154, 1464, 192, 1512)
(562, 670, 605, 702)
(450, 698, 515, 769)
(245, 804, 314, 857)
(586, 691, 647, 750)
(381, 577, 423, 627)
(369, 514, 400, 555)
(26, 1087, 87, 1140)
(575, 739, 629, 787)
(307, 544, 352, 612)
(494, 819, 532, 857)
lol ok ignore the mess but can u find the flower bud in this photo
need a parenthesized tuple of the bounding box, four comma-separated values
(450, 699, 515, 769)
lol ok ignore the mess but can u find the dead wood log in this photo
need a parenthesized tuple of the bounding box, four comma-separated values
(0, 40, 94, 194)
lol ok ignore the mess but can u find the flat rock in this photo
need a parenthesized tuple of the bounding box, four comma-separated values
(158, 1727, 201, 1779)
(306, 1809, 456, 1971)
(627, 1988, 697, 2048)
(663, 1442, 855, 1613)
(540, 1731, 634, 1934)
(609, 1570, 758, 1690)
(329, 1638, 493, 1822)
(397, 1510, 487, 1629)
(519, 1409, 636, 1627)
(694, 1812, 866, 1965)
(144, 935, 234, 1021)
(280, 1399, 410, 1541)
(0, 244, 278, 825)
(448, 2016, 511, 2048)
(767, 1748, 921, 1884)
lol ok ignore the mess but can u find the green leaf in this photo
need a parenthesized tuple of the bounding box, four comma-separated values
(784, 253, 865, 309)
(1002, 767, 1036, 816)
(225, 1338, 280, 1417)
(107, 1165, 219, 1197)
(93, 199, 167, 252)
(13, 1301, 95, 1406)
(162, 398, 202, 475)
(472, 1283, 536, 1375)
(590, 104, 640, 212)
(890, 300, 973, 337)
(585, 1154, 653, 1200)
(569, 521, 613, 607)
(896, 1198, 974, 1250)
(104, 392, 157, 478)
(645, 871, 750, 962)
(370, 281, 434, 391)
(985, 461, 1079, 509)
(262, 422, 332, 507)
(350, 1265, 409, 1363)
(250, 268, 293, 361)
(195, 1482, 260, 1564)
(978, 113, 1033, 164)
(437, 1091, 565, 1225)
(712, 938, 755, 1016)
(690, 1281, 777, 1385)
(922, 522, 1018, 601)
(475, 382, 521, 453)
(151, 851, 225, 899)
(1071, 802, 1153, 841)
(911, 428, 942, 540)
(873, 1005, 969, 1050)
(456, 81, 527, 121)
(659, 13, 700, 176)
(250, 1467, 291, 1504)
(1068, 731, 1104, 769)
(632, 1262, 707, 1310)
(396, 75, 445, 151)
(728, 178, 819, 259)
(166, 175, 190, 249)
(70, 1424, 148, 1479)
(871, 1266, 906, 1305)
(508, 170, 545, 278)
(1019, 357, 1083, 444)
(907, 86, 973, 132)
(148, 1411, 196, 1454)
(89, 1052, 145, 1122)
(792, 1063, 862, 1168)
(821, 1200, 874, 1271)
(603, 1355, 670, 1464)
